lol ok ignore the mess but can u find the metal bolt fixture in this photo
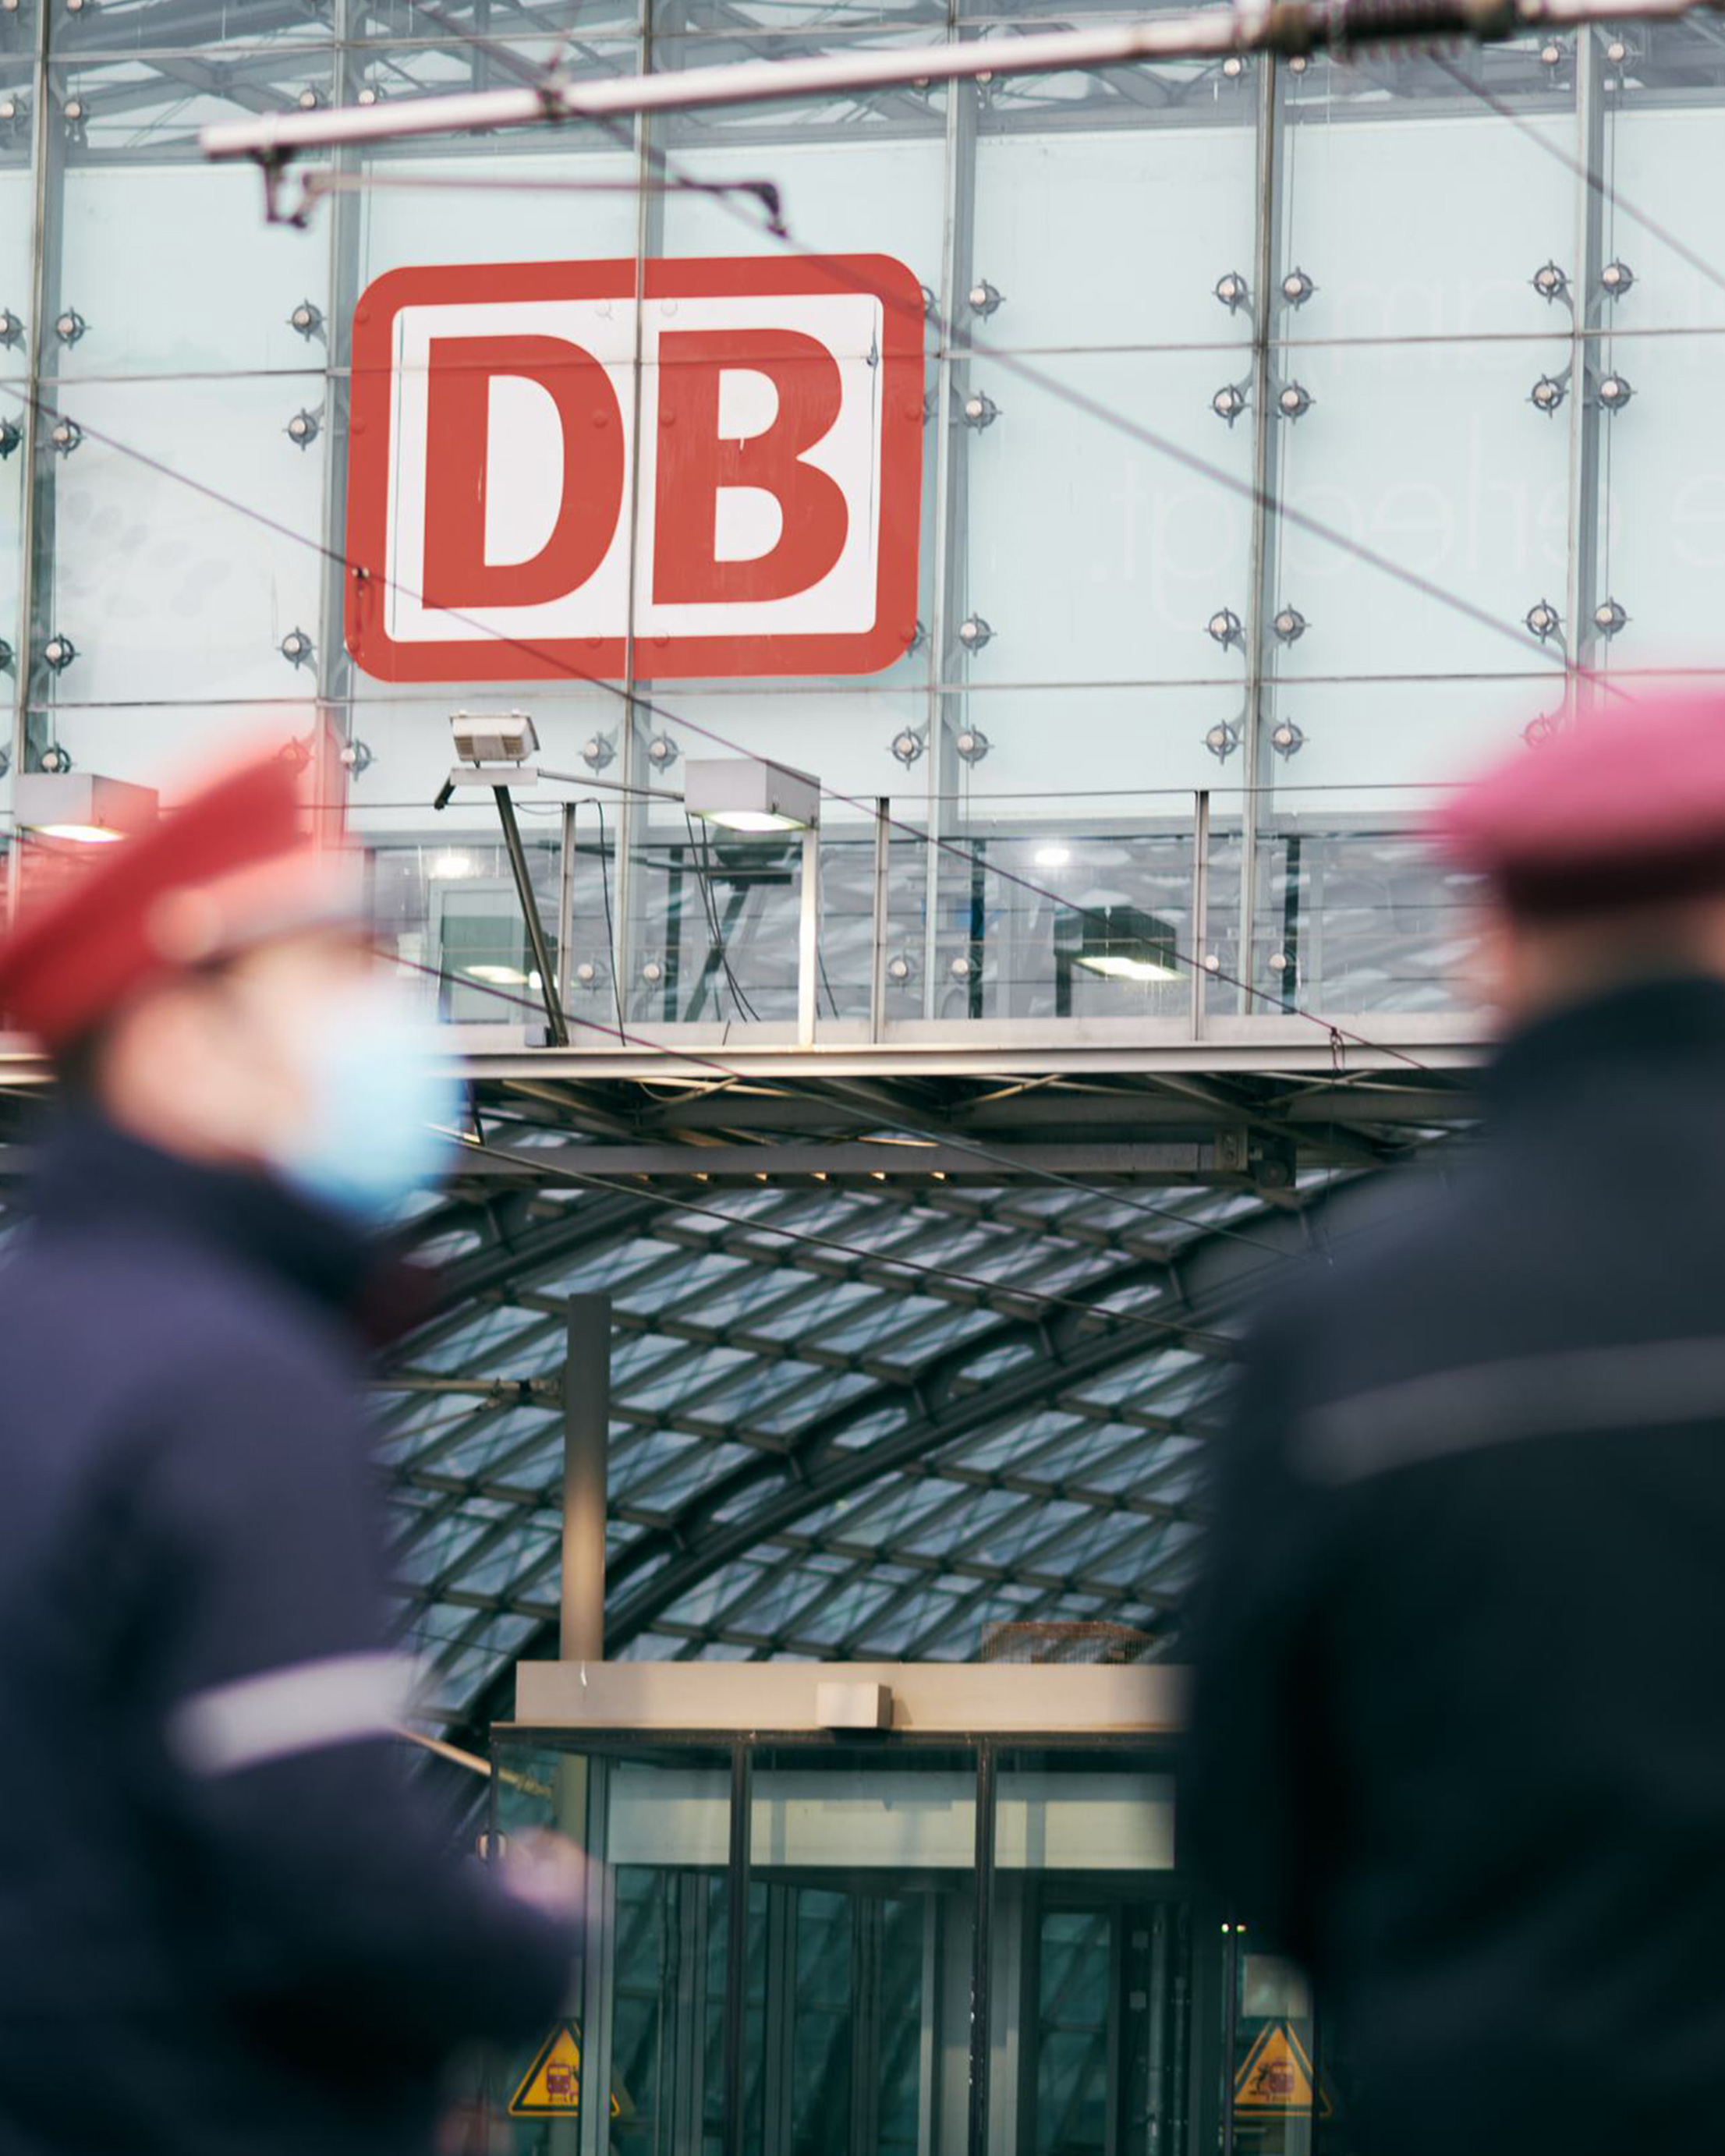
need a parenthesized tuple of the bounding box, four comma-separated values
(1268, 950, 1294, 974)
(574, 959, 604, 990)
(891, 725, 926, 767)
(1213, 271, 1249, 312)
(1204, 718, 1242, 761)
(286, 408, 321, 448)
(41, 633, 76, 672)
(646, 733, 679, 770)
(1525, 599, 1561, 640)
(640, 957, 665, 986)
(1270, 717, 1306, 758)
(340, 738, 374, 777)
(579, 730, 616, 773)
(1593, 597, 1628, 637)
(1539, 37, 1565, 65)
(886, 953, 915, 984)
(54, 307, 87, 345)
(1529, 373, 1567, 415)
(296, 86, 321, 110)
(1605, 34, 1630, 63)
(288, 299, 324, 339)
(0, 308, 21, 349)
(40, 741, 73, 773)
(1207, 607, 1243, 646)
(949, 954, 976, 980)
(1212, 382, 1249, 425)
(49, 417, 81, 455)
(1277, 381, 1314, 420)
(1273, 605, 1308, 644)
(62, 97, 87, 127)
(1532, 260, 1569, 303)
(1280, 267, 1316, 307)
(967, 279, 1003, 317)
(1288, 51, 1309, 72)
(1600, 260, 1635, 298)
(1220, 53, 1246, 77)
(0, 638, 12, 672)
(957, 614, 994, 652)
(954, 725, 990, 765)
(0, 93, 27, 126)
(356, 84, 383, 106)
(0, 420, 20, 460)
(280, 626, 313, 667)
(1597, 372, 1633, 412)
(960, 390, 999, 430)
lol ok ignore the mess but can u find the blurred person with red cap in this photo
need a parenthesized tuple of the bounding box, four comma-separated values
(0, 757, 581, 2156)
(1183, 686, 1725, 2156)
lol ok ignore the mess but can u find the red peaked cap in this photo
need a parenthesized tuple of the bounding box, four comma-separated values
(0, 756, 307, 1053)
(1436, 689, 1725, 918)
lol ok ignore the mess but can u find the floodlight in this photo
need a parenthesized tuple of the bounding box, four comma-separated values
(1277, 381, 1314, 420)
(41, 632, 76, 672)
(279, 626, 313, 667)
(1212, 382, 1248, 424)
(286, 408, 321, 448)
(954, 726, 990, 766)
(1597, 372, 1633, 411)
(16, 770, 156, 846)
(288, 299, 324, 339)
(0, 309, 20, 347)
(685, 756, 821, 834)
(1529, 373, 1566, 414)
(961, 390, 999, 430)
(1207, 607, 1243, 646)
(1061, 904, 1181, 984)
(54, 308, 87, 345)
(1525, 599, 1560, 639)
(958, 614, 994, 651)
(1600, 260, 1635, 297)
(1273, 605, 1308, 644)
(968, 280, 1002, 317)
(1532, 260, 1568, 302)
(1270, 717, 1306, 758)
(50, 417, 80, 455)
(1214, 271, 1249, 311)
(1593, 597, 1628, 636)
(452, 710, 539, 764)
(1205, 718, 1241, 760)
(1280, 267, 1316, 307)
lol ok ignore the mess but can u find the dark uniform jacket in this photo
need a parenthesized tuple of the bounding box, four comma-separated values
(1184, 976, 1725, 2156)
(0, 1115, 572, 2156)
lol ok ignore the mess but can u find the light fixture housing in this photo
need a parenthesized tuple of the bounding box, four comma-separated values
(452, 709, 539, 764)
(16, 770, 157, 846)
(1061, 904, 1181, 985)
(296, 85, 321, 109)
(39, 742, 73, 774)
(685, 756, 821, 834)
(1539, 37, 1564, 65)
(0, 93, 26, 126)
(356, 83, 382, 105)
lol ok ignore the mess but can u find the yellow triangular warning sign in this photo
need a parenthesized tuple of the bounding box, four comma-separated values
(508, 2019, 622, 2119)
(1233, 2021, 1334, 2116)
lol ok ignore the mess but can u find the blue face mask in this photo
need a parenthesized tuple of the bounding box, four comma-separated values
(269, 988, 466, 1230)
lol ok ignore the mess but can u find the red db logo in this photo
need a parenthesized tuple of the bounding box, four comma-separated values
(345, 256, 925, 682)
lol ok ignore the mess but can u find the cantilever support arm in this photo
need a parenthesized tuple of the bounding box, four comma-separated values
(493, 784, 569, 1046)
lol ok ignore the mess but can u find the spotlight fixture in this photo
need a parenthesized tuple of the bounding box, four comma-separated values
(288, 299, 324, 340)
(579, 728, 616, 773)
(0, 308, 20, 348)
(339, 738, 374, 777)
(41, 632, 76, 672)
(640, 957, 665, 986)
(1204, 717, 1242, 761)
(1272, 604, 1308, 644)
(1531, 259, 1569, 303)
(1600, 259, 1635, 298)
(686, 756, 820, 834)
(958, 614, 994, 652)
(949, 954, 976, 980)
(1593, 597, 1628, 637)
(1539, 37, 1564, 65)
(1280, 267, 1316, 308)
(1596, 371, 1633, 411)
(54, 307, 87, 345)
(1277, 381, 1314, 420)
(646, 732, 679, 770)
(954, 725, 990, 766)
(886, 953, 916, 984)
(1221, 52, 1245, 77)
(1206, 607, 1243, 647)
(1524, 598, 1561, 640)
(279, 625, 313, 667)
(0, 420, 19, 460)
(890, 724, 926, 767)
(285, 407, 321, 448)
(1270, 717, 1306, 758)
(296, 86, 321, 110)
(1212, 382, 1249, 425)
(960, 389, 999, 430)
(1529, 373, 1567, 415)
(49, 417, 81, 455)
(1061, 903, 1181, 984)
(38, 742, 74, 774)
(967, 279, 1003, 317)
(1213, 271, 1249, 313)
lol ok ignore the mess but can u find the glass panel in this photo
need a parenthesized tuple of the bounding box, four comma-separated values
(747, 1743, 978, 2156)
(491, 1736, 739, 2154)
(1229, 1931, 1319, 2156)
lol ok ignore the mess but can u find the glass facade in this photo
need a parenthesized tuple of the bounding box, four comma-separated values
(485, 1727, 1348, 2156)
(9, 2, 1723, 1042)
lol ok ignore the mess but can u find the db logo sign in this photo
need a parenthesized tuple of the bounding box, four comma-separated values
(345, 256, 925, 681)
